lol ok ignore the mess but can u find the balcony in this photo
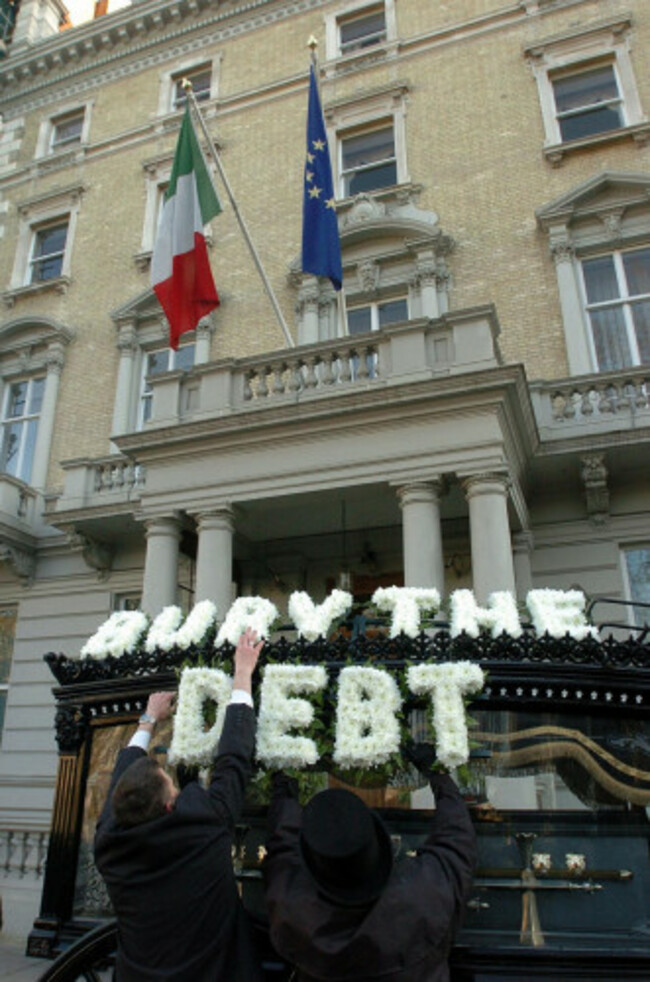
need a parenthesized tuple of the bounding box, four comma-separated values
(530, 366, 650, 443)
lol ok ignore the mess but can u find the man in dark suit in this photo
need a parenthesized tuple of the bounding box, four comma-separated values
(263, 747, 477, 982)
(94, 627, 264, 982)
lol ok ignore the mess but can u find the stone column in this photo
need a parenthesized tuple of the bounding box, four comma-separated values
(397, 480, 445, 592)
(550, 233, 593, 375)
(462, 473, 515, 602)
(195, 316, 215, 365)
(111, 323, 138, 440)
(31, 341, 64, 490)
(415, 252, 440, 319)
(297, 277, 320, 345)
(141, 515, 181, 616)
(512, 530, 534, 600)
(194, 507, 234, 618)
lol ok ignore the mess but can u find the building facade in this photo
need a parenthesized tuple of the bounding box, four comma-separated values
(0, 0, 649, 941)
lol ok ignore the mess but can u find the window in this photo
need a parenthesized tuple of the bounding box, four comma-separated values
(0, 606, 17, 747)
(347, 297, 408, 334)
(28, 222, 68, 284)
(622, 547, 650, 627)
(171, 65, 211, 111)
(325, 1, 396, 65)
(34, 103, 92, 160)
(0, 378, 45, 483)
(340, 124, 396, 197)
(552, 63, 623, 143)
(347, 299, 407, 378)
(7, 184, 84, 300)
(339, 6, 386, 55)
(139, 344, 195, 427)
(50, 109, 84, 150)
(524, 17, 649, 163)
(580, 248, 650, 371)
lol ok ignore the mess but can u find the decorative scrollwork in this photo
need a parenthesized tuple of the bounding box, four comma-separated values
(54, 704, 90, 753)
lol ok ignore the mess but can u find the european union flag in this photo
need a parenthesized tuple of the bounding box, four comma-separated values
(302, 65, 342, 291)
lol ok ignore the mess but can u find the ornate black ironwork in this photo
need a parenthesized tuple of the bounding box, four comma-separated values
(44, 626, 650, 683)
(54, 704, 90, 754)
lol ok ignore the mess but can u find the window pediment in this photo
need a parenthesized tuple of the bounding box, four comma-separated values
(537, 172, 650, 225)
(536, 171, 650, 253)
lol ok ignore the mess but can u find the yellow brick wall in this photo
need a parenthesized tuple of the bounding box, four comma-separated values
(1, 0, 649, 485)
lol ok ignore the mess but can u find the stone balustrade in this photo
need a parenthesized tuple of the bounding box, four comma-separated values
(530, 367, 650, 439)
(52, 455, 145, 517)
(0, 828, 48, 878)
(149, 307, 502, 424)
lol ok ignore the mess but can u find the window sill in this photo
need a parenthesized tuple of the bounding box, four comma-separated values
(3, 276, 71, 308)
(324, 40, 398, 77)
(544, 122, 650, 165)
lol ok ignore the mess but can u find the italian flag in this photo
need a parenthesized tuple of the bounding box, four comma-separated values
(151, 107, 221, 350)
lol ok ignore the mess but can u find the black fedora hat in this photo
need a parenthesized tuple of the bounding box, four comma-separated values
(299, 788, 393, 907)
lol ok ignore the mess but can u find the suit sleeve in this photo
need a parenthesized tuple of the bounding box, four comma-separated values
(262, 785, 304, 933)
(95, 745, 146, 835)
(204, 702, 257, 830)
(418, 773, 477, 928)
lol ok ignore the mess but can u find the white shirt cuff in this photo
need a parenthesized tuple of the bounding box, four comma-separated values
(230, 689, 254, 708)
(129, 729, 153, 751)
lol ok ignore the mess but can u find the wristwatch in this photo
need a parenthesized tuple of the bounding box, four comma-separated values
(138, 712, 157, 726)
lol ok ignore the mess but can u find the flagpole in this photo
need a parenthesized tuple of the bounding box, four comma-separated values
(307, 39, 348, 339)
(182, 79, 296, 349)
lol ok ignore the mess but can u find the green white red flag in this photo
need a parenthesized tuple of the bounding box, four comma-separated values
(151, 107, 221, 350)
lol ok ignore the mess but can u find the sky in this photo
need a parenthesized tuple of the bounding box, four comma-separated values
(64, 0, 131, 26)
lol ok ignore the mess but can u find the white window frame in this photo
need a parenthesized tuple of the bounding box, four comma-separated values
(621, 545, 650, 628)
(524, 17, 648, 163)
(34, 102, 92, 158)
(7, 184, 84, 298)
(157, 56, 221, 117)
(325, 0, 396, 64)
(27, 220, 68, 285)
(347, 296, 408, 335)
(0, 376, 45, 483)
(578, 247, 650, 372)
(325, 82, 409, 200)
(339, 121, 397, 199)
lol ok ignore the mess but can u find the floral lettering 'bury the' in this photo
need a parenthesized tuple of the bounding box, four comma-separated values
(288, 589, 353, 641)
(526, 589, 598, 640)
(372, 586, 441, 638)
(76, 588, 597, 660)
(215, 596, 279, 646)
(449, 590, 523, 638)
(256, 664, 328, 769)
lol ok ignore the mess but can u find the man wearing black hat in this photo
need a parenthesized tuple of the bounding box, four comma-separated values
(263, 750, 477, 982)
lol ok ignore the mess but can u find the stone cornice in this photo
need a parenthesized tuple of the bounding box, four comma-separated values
(0, 0, 325, 112)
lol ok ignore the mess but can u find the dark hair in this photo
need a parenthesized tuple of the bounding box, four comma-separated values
(111, 757, 170, 829)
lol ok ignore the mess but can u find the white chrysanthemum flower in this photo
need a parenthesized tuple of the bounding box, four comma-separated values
(168, 667, 232, 766)
(408, 661, 484, 770)
(256, 664, 327, 769)
(372, 586, 441, 638)
(526, 589, 598, 640)
(333, 666, 402, 769)
(216, 597, 279, 646)
(80, 610, 149, 660)
(289, 589, 353, 641)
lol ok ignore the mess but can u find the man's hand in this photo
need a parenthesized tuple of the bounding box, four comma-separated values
(145, 691, 175, 722)
(233, 627, 264, 695)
